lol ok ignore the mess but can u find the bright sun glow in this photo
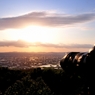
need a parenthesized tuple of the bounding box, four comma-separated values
(3, 25, 60, 44)
(16, 26, 54, 43)
(20, 26, 48, 42)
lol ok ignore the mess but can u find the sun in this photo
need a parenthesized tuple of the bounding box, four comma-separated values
(17, 25, 51, 43)
(6, 25, 59, 44)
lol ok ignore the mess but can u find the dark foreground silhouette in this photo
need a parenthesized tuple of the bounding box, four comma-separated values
(60, 45, 95, 95)
(0, 66, 94, 95)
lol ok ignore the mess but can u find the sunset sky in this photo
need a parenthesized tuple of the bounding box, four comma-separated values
(0, 0, 95, 52)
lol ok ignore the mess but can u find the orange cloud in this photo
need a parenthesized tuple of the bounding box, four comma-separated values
(0, 40, 93, 49)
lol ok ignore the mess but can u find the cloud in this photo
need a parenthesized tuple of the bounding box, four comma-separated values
(0, 40, 30, 47)
(0, 11, 95, 30)
(0, 40, 93, 49)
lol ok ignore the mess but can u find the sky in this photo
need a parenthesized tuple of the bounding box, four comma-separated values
(0, 0, 95, 52)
